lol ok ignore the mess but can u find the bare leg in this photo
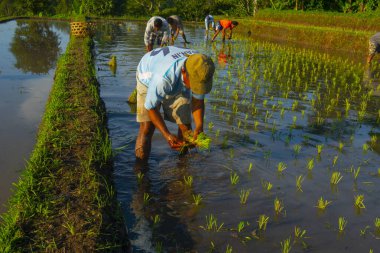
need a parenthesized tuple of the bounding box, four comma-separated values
(135, 122, 155, 162)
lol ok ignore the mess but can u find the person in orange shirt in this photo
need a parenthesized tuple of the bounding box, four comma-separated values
(211, 20, 239, 42)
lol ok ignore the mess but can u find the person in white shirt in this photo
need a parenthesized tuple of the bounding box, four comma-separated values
(144, 16, 170, 52)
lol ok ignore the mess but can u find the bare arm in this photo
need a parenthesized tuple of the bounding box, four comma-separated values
(148, 107, 183, 150)
(228, 28, 233, 40)
(221, 28, 227, 41)
(191, 97, 205, 139)
(211, 30, 220, 42)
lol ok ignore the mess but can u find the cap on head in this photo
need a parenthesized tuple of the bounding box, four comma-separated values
(154, 18, 163, 28)
(185, 54, 215, 95)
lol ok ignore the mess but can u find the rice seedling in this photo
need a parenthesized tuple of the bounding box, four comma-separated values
(155, 241, 163, 253)
(136, 172, 144, 184)
(264, 150, 272, 160)
(362, 143, 369, 153)
(352, 166, 360, 181)
(292, 100, 298, 111)
(292, 116, 297, 127)
(293, 144, 302, 156)
(330, 171, 343, 185)
(296, 175, 304, 192)
(202, 214, 224, 232)
(274, 197, 284, 215)
(143, 192, 151, 205)
(230, 148, 234, 159)
(280, 236, 292, 253)
(354, 195, 365, 209)
(370, 135, 377, 146)
(277, 162, 287, 173)
(338, 141, 344, 152)
(225, 244, 232, 253)
(254, 120, 259, 131)
(237, 221, 249, 233)
(332, 155, 339, 167)
(315, 197, 332, 210)
(338, 216, 347, 233)
(294, 226, 307, 240)
(208, 122, 214, 131)
(240, 189, 251, 205)
(62, 221, 76, 235)
(360, 225, 370, 236)
(257, 214, 269, 231)
(230, 172, 240, 185)
(261, 180, 273, 192)
(307, 158, 314, 171)
(248, 162, 253, 173)
(183, 175, 193, 187)
(193, 194, 202, 206)
(152, 214, 160, 225)
(215, 129, 220, 137)
(317, 144, 323, 155)
(374, 217, 380, 232)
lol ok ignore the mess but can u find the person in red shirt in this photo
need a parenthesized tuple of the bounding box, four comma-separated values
(211, 20, 239, 42)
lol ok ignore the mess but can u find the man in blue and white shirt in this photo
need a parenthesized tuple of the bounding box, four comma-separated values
(144, 16, 170, 52)
(135, 46, 215, 161)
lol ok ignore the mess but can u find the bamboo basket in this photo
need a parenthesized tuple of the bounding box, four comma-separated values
(70, 22, 89, 37)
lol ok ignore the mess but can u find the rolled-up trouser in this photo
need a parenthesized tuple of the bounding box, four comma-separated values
(136, 79, 191, 125)
(369, 40, 379, 57)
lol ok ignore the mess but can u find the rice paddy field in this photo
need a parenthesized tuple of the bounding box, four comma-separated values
(94, 21, 380, 252)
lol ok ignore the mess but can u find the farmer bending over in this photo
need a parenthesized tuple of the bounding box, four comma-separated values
(205, 14, 215, 35)
(135, 46, 215, 162)
(167, 15, 190, 44)
(144, 16, 170, 52)
(211, 20, 239, 42)
(367, 32, 380, 64)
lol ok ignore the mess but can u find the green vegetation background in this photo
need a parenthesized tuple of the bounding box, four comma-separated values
(1, 0, 380, 22)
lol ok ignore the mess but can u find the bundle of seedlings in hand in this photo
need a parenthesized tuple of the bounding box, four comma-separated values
(181, 130, 212, 152)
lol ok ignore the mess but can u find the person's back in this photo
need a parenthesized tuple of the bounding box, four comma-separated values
(370, 32, 380, 44)
(168, 15, 183, 29)
(219, 20, 233, 29)
(368, 32, 380, 63)
(144, 16, 170, 52)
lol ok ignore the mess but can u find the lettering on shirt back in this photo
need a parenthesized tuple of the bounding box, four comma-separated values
(150, 47, 195, 60)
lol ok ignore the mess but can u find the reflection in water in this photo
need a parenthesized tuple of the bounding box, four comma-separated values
(130, 158, 195, 252)
(10, 21, 60, 74)
(216, 42, 233, 68)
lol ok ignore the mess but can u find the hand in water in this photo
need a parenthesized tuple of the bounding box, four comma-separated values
(167, 134, 184, 151)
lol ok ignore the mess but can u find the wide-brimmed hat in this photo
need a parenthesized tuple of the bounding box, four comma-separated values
(185, 54, 215, 95)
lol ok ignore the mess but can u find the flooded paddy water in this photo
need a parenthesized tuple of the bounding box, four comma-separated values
(0, 20, 69, 213)
(94, 21, 380, 252)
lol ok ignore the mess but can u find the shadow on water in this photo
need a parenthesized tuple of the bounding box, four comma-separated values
(10, 20, 61, 74)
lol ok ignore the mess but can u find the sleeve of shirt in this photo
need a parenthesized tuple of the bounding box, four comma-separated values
(192, 93, 205, 100)
(144, 24, 152, 46)
(144, 77, 170, 110)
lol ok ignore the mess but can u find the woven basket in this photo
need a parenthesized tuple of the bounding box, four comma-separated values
(70, 22, 89, 37)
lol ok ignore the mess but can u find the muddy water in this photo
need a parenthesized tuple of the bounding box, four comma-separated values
(94, 22, 380, 252)
(0, 20, 69, 213)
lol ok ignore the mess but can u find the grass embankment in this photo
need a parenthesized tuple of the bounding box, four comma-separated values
(0, 36, 129, 251)
(252, 9, 380, 31)
(230, 10, 380, 62)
